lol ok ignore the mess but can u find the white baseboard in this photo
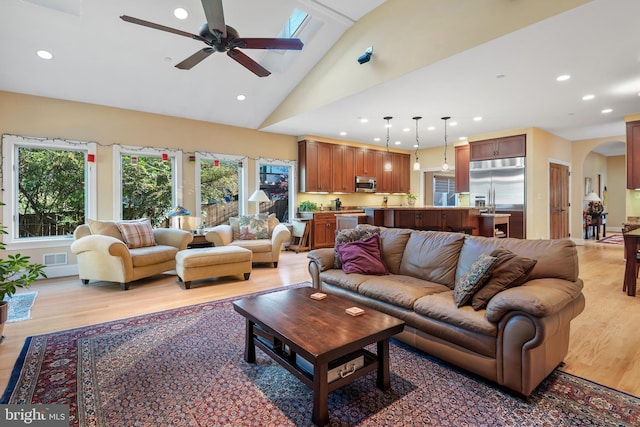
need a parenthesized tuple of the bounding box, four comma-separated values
(43, 264, 78, 278)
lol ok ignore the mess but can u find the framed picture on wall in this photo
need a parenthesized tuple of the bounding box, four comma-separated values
(584, 177, 592, 196)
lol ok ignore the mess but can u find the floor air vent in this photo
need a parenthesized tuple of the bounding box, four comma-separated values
(43, 252, 67, 266)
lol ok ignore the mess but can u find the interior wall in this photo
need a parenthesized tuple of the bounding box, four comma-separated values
(606, 155, 626, 229)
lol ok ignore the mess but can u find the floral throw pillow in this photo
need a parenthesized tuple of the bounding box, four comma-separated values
(235, 214, 269, 240)
(453, 252, 498, 307)
(115, 219, 156, 249)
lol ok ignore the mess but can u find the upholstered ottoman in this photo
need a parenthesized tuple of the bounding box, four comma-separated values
(175, 246, 252, 289)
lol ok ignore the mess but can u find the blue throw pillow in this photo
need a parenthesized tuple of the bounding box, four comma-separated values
(453, 253, 498, 307)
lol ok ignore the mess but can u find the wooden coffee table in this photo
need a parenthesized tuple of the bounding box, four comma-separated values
(232, 287, 405, 426)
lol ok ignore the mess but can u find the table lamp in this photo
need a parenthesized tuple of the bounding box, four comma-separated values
(168, 205, 191, 229)
(584, 192, 601, 202)
(248, 190, 269, 214)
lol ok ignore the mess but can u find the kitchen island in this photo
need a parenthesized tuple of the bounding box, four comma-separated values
(362, 206, 485, 234)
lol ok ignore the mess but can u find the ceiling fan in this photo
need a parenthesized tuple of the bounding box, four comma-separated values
(120, 0, 304, 77)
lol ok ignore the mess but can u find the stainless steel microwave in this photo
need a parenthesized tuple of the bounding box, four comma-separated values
(355, 176, 377, 193)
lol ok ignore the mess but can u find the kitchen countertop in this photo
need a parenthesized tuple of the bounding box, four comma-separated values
(480, 213, 511, 217)
(362, 206, 483, 211)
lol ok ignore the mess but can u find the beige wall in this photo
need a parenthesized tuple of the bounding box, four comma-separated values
(0, 90, 297, 269)
(606, 156, 626, 228)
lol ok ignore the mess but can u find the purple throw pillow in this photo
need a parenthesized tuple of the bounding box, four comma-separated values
(335, 234, 389, 275)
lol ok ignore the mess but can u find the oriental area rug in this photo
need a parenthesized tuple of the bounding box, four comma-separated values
(2, 284, 639, 426)
(597, 234, 624, 245)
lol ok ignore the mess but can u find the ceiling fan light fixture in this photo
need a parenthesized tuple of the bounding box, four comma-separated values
(412, 116, 421, 171)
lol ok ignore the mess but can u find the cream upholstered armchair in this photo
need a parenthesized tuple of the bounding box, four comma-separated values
(205, 213, 291, 267)
(71, 219, 193, 290)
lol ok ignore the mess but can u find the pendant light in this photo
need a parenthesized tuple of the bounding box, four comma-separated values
(441, 116, 451, 171)
(384, 116, 393, 171)
(412, 116, 422, 171)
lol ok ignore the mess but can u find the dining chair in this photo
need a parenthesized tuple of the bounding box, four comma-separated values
(622, 224, 640, 292)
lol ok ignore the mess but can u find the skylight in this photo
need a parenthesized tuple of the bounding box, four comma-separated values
(277, 9, 308, 39)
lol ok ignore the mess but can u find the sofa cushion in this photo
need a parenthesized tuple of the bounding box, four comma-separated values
(471, 248, 537, 310)
(399, 231, 465, 288)
(413, 292, 498, 336)
(333, 227, 380, 268)
(130, 245, 178, 267)
(378, 228, 412, 274)
(267, 213, 279, 237)
(230, 239, 272, 253)
(88, 218, 125, 241)
(357, 275, 450, 309)
(336, 234, 388, 275)
(115, 219, 157, 249)
(453, 252, 497, 307)
(319, 269, 372, 292)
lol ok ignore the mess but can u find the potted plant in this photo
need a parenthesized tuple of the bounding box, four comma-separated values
(407, 192, 417, 206)
(0, 212, 47, 340)
(298, 200, 318, 218)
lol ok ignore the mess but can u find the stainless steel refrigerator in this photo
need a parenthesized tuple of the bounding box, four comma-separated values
(469, 157, 526, 238)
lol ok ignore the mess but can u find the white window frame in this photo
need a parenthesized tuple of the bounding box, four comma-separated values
(254, 159, 296, 224)
(112, 145, 182, 224)
(1, 134, 97, 249)
(195, 152, 247, 226)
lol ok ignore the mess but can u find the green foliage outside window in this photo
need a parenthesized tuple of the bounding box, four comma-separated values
(18, 147, 85, 237)
(121, 155, 172, 226)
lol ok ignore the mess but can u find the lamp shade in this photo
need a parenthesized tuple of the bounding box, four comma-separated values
(584, 192, 601, 202)
(248, 190, 269, 202)
(167, 205, 191, 217)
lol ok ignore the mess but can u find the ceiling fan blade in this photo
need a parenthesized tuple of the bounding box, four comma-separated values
(227, 49, 270, 77)
(238, 38, 304, 50)
(120, 15, 205, 42)
(175, 48, 215, 70)
(201, 0, 226, 38)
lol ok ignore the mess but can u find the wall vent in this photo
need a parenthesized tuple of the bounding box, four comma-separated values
(43, 252, 67, 266)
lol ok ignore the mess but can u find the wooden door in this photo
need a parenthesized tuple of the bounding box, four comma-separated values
(550, 162, 570, 239)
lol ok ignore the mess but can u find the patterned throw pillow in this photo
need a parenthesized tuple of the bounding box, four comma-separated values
(333, 227, 381, 268)
(233, 214, 269, 240)
(453, 252, 498, 307)
(115, 219, 156, 249)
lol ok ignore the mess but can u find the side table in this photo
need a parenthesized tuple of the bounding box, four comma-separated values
(187, 234, 212, 249)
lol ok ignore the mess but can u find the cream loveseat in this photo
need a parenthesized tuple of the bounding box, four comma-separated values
(205, 214, 291, 267)
(307, 226, 585, 396)
(71, 219, 193, 290)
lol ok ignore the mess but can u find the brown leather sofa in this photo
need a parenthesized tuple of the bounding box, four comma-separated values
(307, 227, 585, 396)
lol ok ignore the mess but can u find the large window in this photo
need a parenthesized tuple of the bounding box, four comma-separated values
(1, 134, 96, 245)
(256, 160, 295, 223)
(195, 153, 246, 228)
(113, 146, 182, 226)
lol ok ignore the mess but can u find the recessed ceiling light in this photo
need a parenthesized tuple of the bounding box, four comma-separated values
(427, 126, 435, 131)
(601, 108, 613, 114)
(384, 123, 392, 128)
(236, 94, 246, 101)
(473, 116, 482, 121)
(413, 144, 419, 148)
(403, 127, 410, 132)
(582, 94, 595, 100)
(394, 141, 401, 145)
(373, 137, 380, 142)
(459, 136, 467, 141)
(174, 8, 188, 19)
(339, 131, 347, 136)
(36, 50, 53, 60)
(359, 117, 368, 123)
(556, 74, 571, 82)
(449, 122, 457, 126)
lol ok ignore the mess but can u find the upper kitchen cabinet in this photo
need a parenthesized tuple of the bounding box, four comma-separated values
(627, 120, 640, 189)
(355, 147, 376, 177)
(332, 144, 355, 193)
(469, 135, 526, 161)
(455, 145, 470, 193)
(392, 152, 411, 193)
(374, 151, 393, 193)
(298, 140, 332, 192)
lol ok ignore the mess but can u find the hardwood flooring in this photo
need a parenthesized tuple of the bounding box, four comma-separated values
(1, 239, 638, 398)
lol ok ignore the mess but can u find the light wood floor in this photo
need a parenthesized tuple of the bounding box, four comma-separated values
(1, 239, 638, 397)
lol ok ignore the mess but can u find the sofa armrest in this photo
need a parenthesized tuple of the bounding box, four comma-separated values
(205, 225, 233, 247)
(307, 248, 335, 272)
(485, 278, 584, 323)
(153, 228, 193, 250)
(70, 234, 131, 259)
(271, 223, 291, 250)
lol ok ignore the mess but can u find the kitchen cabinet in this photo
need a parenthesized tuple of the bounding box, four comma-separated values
(478, 214, 510, 238)
(394, 210, 442, 230)
(355, 148, 376, 177)
(298, 140, 332, 192)
(627, 120, 640, 189)
(469, 135, 526, 161)
(496, 210, 524, 239)
(332, 144, 355, 192)
(455, 145, 470, 193)
(392, 152, 411, 193)
(374, 151, 393, 193)
(311, 212, 337, 249)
